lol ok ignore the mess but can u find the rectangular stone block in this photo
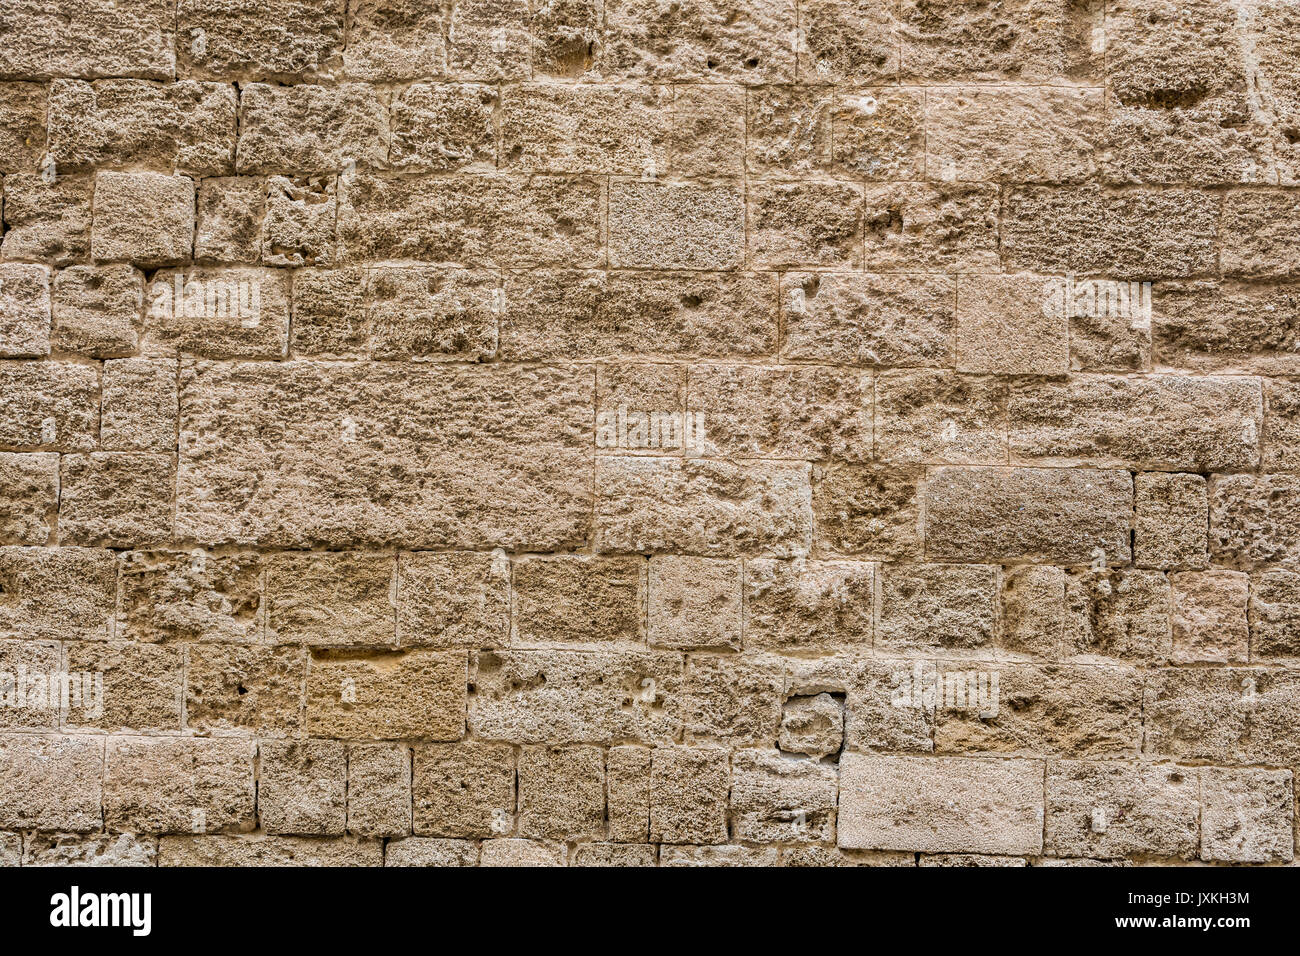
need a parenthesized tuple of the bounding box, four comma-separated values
(999, 565, 1066, 658)
(343, 0, 448, 81)
(100, 358, 177, 453)
(397, 550, 509, 648)
(1154, 281, 1300, 374)
(258, 740, 346, 836)
(514, 555, 644, 645)
(338, 173, 602, 267)
(267, 551, 396, 647)
(744, 559, 873, 653)
(875, 371, 1007, 464)
(59, 452, 175, 548)
(600, 0, 796, 83)
(935, 664, 1142, 757)
(1045, 760, 1198, 860)
(306, 650, 466, 741)
(0, 546, 115, 641)
(896, 0, 1100, 83)
(1144, 667, 1300, 765)
(1250, 569, 1300, 660)
(23, 833, 157, 867)
(238, 83, 388, 174)
(607, 745, 651, 842)
(262, 175, 335, 266)
(782, 272, 954, 367)
(91, 171, 194, 266)
(53, 264, 143, 357)
(63, 641, 184, 732)
(956, 273, 1069, 375)
(596, 456, 812, 557)
(500, 270, 776, 361)
(748, 180, 863, 269)
(647, 556, 741, 651)
(0, 263, 51, 358)
(0, 0, 174, 79)
(832, 88, 924, 179)
(1211, 474, 1300, 566)
(672, 84, 745, 176)
(384, 838, 477, 867)
(747, 85, 832, 174)
(797, 0, 897, 83)
(813, 464, 922, 559)
(177, 0, 345, 81)
(502, 84, 669, 174)
(143, 268, 289, 359)
(1063, 569, 1171, 660)
(730, 749, 837, 843)
(196, 176, 266, 264)
(185, 644, 305, 736)
(49, 79, 236, 175)
(0, 638, 60, 730)
(925, 466, 1132, 565)
(877, 564, 998, 652)
(839, 754, 1043, 855)
(1200, 767, 1294, 864)
(159, 835, 380, 866)
(1170, 570, 1249, 664)
(1004, 186, 1218, 277)
(862, 183, 1000, 272)
(609, 181, 745, 270)
(1221, 190, 1300, 279)
(177, 362, 593, 550)
(447, 0, 530, 79)
(1008, 375, 1263, 471)
(0, 453, 56, 545)
(412, 741, 514, 838)
(517, 745, 605, 841)
(683, 654, 783, 745)
(0, 360, 97, 451)
(347, 744, 411, 838)
(390, 83, 495, 171)
(1135, 472, 1208, 570)
(649, 746, 729, 845)
(687, 365, 870, 460)
(118, 550, 261, 643)
(104, 737, 255, 834)
(1, 174, 92, 265)
(927, 87, 1102, 183)
(0, 83, 47, 173)
(293, 266, 497, 361)
(0, 735, 103, 832)
(470, 649, 683, 744)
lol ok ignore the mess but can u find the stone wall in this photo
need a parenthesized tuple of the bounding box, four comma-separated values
(0, 0, 1298, 867)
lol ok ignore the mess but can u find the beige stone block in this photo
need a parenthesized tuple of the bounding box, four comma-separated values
(267, 551, 395, 647)
(413, 742, 514, 838)
(397, 551, 508, 648)
(0, 735, 103, 832)
(1170, 570, 1249, 663)
(513, 555, 644, 645)
(649, 746, 729, 845)
(306, 650, 466, 741)
(648, 556, 742, 651)
(925, 466, 1132, 565)
(517, 745, 605, 841)
(185, 644, 305, 736)
(259, 740, 346, 835)
(470, 649, 682, 745)
(1046, 760, 1198, 860)
(839, 754, 1043, 855)
(104, 737, 255, 833)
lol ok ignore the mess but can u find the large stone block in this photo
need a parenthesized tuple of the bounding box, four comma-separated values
(176, 362, 593, 550)
(839, 754, 1043, 855)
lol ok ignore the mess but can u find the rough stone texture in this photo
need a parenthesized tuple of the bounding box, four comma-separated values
(3, 2, 1297, 870)
(1045, 761, 1198, 860)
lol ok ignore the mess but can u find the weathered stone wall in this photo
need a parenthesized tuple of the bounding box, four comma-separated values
(0, 0, 1298, 867)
